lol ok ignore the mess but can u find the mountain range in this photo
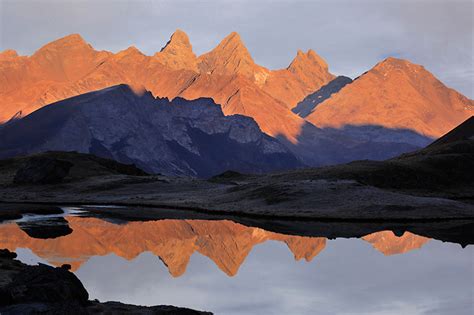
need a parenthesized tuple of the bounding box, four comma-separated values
(0, 31, 472, 175)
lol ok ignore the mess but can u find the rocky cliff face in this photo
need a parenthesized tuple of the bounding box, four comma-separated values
(0, 85, 300, 177)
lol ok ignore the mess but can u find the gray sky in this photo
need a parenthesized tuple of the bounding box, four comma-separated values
(1, 0, 472, 98)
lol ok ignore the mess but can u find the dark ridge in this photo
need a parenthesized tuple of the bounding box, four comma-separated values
(428, 116, 474, 148)
(1, 151, 148, 187)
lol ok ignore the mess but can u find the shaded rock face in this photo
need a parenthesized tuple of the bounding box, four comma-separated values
(292, 76, 353, 118)
(277, 122, 432, 167)
(0, 85, 300, 177)
(13, 157, 73, 184)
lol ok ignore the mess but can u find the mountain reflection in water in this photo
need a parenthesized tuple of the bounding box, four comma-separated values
(0, 216, 429, 276)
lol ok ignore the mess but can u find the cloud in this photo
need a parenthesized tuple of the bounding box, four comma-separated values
(0, 0, 472, 97)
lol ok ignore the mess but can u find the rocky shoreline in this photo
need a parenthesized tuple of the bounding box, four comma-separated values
(0, 249, 211, 314)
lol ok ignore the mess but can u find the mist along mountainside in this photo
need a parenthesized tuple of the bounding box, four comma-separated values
(1, 31, 472, 169)
(0, 84, 300, 177)
(0, 116, 472, 222)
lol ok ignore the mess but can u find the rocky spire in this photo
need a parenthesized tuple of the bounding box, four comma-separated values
(154, 29, 197, 71)
(161, 29, 193, 53)
(288, 49, 329, 73)
(198, 32, 258, 77)
(286, 49, 334, 91)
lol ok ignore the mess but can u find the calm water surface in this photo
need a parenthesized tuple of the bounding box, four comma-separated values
(1, 210, 473, 315)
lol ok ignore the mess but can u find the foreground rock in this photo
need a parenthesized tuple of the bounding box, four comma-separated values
(0, 249, 211, 314)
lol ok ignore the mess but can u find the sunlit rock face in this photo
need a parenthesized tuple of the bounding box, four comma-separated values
(0, 217, 327, 277)
(0, 84, 300, 177)
(155, 29, 198, 71)
(306, 57, 473, 138)
(362, 231, 430, 255)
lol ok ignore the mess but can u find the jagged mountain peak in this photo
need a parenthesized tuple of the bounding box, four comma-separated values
(155, 29, 197, 71)
(217, 32, 252, 58)
(160, 29, 193, 53)
(198, 31, 256, 76)
(283, 49, 335, 99)
(221, 31, 243, 44)
(289, 49, 329, 72)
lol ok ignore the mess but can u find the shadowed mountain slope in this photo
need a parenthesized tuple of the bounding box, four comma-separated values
(278, 116, 474, 192)
(0, 85, 300, 177)
(292, 76, 353, 118)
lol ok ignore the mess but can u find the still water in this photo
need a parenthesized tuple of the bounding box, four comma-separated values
(1, 212, 473, 315)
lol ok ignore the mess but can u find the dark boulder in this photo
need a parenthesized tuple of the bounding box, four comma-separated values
(5, 263, 89, 306)
(0, 249, 17, 259)
(0, 249, 212, 314)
